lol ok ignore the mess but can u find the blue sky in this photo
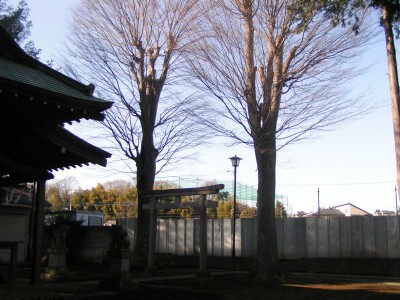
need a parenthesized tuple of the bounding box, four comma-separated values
(16, 0, 400, 214)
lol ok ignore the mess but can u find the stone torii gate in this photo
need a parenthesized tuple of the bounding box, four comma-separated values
(142, 184, 224, 276)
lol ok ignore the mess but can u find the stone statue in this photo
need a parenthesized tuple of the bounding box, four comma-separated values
(110, 225, 130, 251)
(50, 225, 69, 250)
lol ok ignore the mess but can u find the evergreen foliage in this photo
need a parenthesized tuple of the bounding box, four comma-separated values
(46, 178, 262, 221)
(291, 0, 400, 37)
(46, 178, 138, 221)
(275, 201, 288, 218)
(0, 0, 40, 58)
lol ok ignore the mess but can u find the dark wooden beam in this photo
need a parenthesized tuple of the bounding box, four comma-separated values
(31, 180, 45, 284)
(0, 152, 53, 186)
(32, 125, 110, 167)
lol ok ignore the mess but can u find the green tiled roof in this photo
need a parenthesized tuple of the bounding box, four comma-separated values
(0, 57, 108, 105)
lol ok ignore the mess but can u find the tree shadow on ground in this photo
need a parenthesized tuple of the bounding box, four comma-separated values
(133, 272, 400, 300)
(7, 265, 400, 300)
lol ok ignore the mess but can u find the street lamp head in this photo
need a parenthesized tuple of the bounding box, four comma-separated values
(229, 155, 242, 167)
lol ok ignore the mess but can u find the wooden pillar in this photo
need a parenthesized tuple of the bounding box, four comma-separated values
(10, 242, 18, 284)
(199, 194, 207, 273)
(146, 196, 157, 272)
(0, 242, 19, 284)
(31, 180, 45, 284)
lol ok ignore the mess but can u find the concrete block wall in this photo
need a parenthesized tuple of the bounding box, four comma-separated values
(74, 226, 111, 263)
(148, 216, 400, 259)
(277, 216, 400, 259)
(65, 216, 400, 263)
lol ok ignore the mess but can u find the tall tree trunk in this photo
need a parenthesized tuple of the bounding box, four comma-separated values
(134, 120, 157, 265)
(382, 3, 400, 202)
(252, 136, 280, 279)
(134, 154, 156, 264)
(242, 0, 280, 278)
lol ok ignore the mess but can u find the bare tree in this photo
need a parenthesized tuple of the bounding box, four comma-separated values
(65, 0, 207, 261)
(46, 176, 79, 211)
(58, 176, 79, 210)
(291, 0, 400, 229)
(103, 179, 134, 191)
(186, 0, 375, 279)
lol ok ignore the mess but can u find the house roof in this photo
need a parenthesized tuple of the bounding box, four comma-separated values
(0, 25, 112, 186)
(308, 208, 345, 217)
(332, 203, 371, 215)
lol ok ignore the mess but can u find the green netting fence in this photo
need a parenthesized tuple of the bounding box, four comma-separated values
(155, 177, 292, 215)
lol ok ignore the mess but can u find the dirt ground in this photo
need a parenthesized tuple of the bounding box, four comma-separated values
(3, 266, 400, 299)
(134, 272, 400, 300)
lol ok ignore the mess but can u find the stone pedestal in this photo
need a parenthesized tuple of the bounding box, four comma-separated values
(42, 248, 73, 281)
(107, 249, 131, 281)
(196, 270, 211, 279)
(42, 225, 71, 281)
(144, 266, 158, 277)
(99, 225, 132, 291)
(100, 249, 132, 291)
(47, 247, 68, 273)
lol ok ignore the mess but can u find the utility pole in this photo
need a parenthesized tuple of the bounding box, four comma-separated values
(396, 186, 398, 216)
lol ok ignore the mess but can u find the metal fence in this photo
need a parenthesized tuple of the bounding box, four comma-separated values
(154, 178, 293, 212)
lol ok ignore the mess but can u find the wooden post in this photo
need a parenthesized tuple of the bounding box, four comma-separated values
(146, 196, 157, 274)
(31, 180, 46, 284)
(199, 194, 207, 273)
(9, 242, 18, 284)
(0, 242, 20, 284)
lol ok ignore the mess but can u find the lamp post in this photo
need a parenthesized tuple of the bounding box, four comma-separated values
(395, 186, 398, 216)
(229, 155, 242, 268)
